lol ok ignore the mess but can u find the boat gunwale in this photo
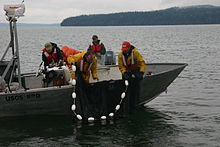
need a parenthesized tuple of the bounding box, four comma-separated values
(20, 63, 188, 75)
(144, 63, 188, 77)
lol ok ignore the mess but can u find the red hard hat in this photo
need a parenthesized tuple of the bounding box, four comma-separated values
(121, 41, 131, 51)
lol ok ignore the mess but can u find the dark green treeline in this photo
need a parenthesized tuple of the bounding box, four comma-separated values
(61, 5, 220, 26)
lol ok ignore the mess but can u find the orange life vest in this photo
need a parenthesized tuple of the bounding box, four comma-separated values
(90, 42, 102, 53)
(122, 52, 136, 71)
(42, 48, 58, 65)
(62, 46, 80, 62)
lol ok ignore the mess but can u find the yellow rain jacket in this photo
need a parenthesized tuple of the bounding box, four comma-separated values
(118, 48, 146, 74)
(67, 51, 98, 83)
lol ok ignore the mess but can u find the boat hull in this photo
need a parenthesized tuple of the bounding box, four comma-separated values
(0, 86, 74, 117)
(139, 63, 187, 104)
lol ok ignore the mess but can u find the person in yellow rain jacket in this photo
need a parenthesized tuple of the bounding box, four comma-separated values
(67, 50, 98, 83)
(118, 41, 146, 80)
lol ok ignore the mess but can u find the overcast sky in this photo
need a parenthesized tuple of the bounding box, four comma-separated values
(1, 0, 220, 24)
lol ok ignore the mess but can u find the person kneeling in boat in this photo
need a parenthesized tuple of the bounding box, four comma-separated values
(42, 42, 63, 68)
(67, 50, 99, 83)
(118, 41, 146, 80)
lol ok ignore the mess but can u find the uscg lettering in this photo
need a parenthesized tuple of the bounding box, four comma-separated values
(5, 95, 23, 102)
(5, 93, 41, 102)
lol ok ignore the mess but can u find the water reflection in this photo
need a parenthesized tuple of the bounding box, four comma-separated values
(74, 106, 178, 146)
(0, 107, 177, 146)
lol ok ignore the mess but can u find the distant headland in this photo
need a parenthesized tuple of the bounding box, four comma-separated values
(60, 5, 220, 26)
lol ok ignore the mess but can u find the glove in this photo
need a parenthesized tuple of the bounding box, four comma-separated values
(123, 72, 130, 80)
(135, 71, 144, 80)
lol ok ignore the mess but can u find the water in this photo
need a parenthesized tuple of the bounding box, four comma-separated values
(0, 25, 220, 146)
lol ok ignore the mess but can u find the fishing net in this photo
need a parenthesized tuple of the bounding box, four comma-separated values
(74, 71, 140, 119)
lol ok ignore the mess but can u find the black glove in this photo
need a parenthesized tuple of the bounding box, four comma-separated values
(135, 71, 144, 80)
(123, 72, 130, 80)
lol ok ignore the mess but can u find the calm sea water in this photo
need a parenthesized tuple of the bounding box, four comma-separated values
(0, 25, 220, 146)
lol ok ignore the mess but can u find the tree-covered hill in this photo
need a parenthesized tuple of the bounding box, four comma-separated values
(60, 5, 220, 26)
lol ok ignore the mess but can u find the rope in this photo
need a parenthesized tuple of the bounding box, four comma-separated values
(70, 65, 82, 120)
(108, 80, 129, 118)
